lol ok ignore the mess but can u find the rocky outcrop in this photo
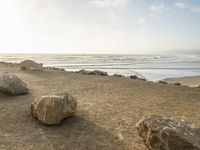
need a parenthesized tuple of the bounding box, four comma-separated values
(136, 115, 200, 150)
(0, 72, 28, 96)
(19, 60, 43, 70)
(31, 92, 77, 125)
(77, 69, 108, 76)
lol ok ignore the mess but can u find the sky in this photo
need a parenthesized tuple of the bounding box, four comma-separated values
(0, 0, 200, 54)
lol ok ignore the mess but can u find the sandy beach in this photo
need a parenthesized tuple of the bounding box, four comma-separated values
(0, 62, 200, 150)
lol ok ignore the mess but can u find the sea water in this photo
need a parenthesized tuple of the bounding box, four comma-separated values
(0, 53, 200, 81)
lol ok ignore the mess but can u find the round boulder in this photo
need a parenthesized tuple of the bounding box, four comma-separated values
(31, 92, 77, 125)
(0, 72, 28, 96)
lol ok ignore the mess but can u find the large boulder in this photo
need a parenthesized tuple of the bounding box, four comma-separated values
(136, 115, 200, 150)
(31, 92, 77, 125)
(19, 60, 43, 70)
(0, 72, 28, 96)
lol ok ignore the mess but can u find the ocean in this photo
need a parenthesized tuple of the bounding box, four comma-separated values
(0, 53, 200, 81)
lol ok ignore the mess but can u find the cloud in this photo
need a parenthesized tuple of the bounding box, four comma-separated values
(150, 4, 165, 14)
(175, 2, 200, 13)
(174, 2, 186, 9)
(89, 0, 129, 9)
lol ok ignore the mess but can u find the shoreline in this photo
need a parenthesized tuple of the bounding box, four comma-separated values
(1, 60, 200, 87)
(1, 53, 200, 81)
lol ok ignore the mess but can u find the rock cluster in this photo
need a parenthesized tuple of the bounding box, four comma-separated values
(31, 92, 77, 125)
(136, 115, 200, 150)
(0, 72, 28, 96)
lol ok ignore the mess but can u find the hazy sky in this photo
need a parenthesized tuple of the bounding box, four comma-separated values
(0, 0, 200, 54)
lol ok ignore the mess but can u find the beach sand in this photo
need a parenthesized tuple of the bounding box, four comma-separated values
(0, 62, 200, 150)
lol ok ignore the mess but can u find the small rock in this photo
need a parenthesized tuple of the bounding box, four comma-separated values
(136, 115, 200, 150)
(31, 92, 77, 125)
(0, 72, 28, 96)
(130, 75, 138, 79)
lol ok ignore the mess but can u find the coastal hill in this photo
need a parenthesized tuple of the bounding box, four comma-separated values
(0, 62, 200, 149)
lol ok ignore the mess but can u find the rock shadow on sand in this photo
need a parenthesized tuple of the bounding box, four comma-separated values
(27, 116, 127, 150)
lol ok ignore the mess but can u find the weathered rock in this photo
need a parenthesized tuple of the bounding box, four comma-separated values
(19, 60, 43, 70)
(136, 115, 200, 150)
(158, 80, 168, 84)
(31, 92, 77, 125)
(0, 72, 28, 96)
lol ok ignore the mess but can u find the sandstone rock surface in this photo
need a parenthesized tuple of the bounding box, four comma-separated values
(136, 115, 200, 150)
(0, 72, 28, 96)
(31, 92, 77, 125)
